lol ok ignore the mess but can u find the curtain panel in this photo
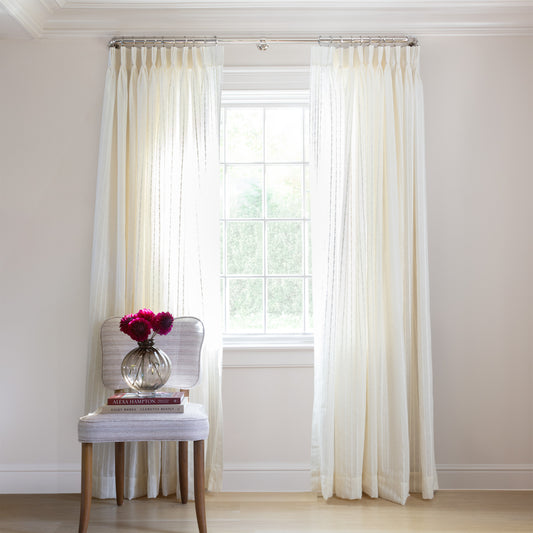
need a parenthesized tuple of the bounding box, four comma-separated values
(310, 45, 438, 505)
(85, 45, 224, 499)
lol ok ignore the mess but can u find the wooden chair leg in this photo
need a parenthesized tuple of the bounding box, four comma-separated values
(79, 443, 92, 533)
(193, 440, 207, 533)
(115, 442, 125, 506)
(179, 441, 188, 504)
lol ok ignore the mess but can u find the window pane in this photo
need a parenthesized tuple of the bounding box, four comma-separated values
(221, 278, 226, 330)
(267, 221, 302, 275)
(220, 221, 225, 274)
(220, 165, 225, 217)
(267, 278, 303, 332)
(220, 109, 225, 162)
(227, 164, 263, 218)
(304, 166, 310, 219)
(305, 277, 313, 331)
(226, 108, 263, 162)
(265, 108, 303, 162)
(228, 278, 263, 332)
(305, 221, 312, 276)
(303, 108, 309, 162)
(266, 165, 303, 219)
(227, 221, 263, 275)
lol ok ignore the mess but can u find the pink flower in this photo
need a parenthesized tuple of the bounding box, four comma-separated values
(119, 314, 136, 334)
(127, 317, 152, 342)
(137, 308, 156, 326)
(153, 312, 174, 335)
(120, 308, 174, 342)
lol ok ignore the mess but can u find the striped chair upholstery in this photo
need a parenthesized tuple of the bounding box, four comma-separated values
(77, 316, 209, 533)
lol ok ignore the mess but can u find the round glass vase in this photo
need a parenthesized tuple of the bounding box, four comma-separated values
(120, 338, 172, 395)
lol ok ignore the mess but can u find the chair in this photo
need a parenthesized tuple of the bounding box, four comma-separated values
(78, 316, 208, 533)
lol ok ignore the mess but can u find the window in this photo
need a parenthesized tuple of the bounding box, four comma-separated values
(220, 93, 312, 343)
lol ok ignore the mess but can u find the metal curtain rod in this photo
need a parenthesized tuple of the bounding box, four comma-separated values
(108, 35, 418, 50)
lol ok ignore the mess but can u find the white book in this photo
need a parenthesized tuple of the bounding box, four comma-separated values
(98, 398, 187, 414)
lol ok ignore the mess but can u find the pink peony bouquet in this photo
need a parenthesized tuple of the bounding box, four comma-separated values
(120, 308, 174, 343)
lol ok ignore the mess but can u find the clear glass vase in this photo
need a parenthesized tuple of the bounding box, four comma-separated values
(120, 338, 172, 395)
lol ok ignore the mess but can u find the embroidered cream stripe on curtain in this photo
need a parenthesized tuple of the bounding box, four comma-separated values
(310, 45, 438, 505)
(85, 45, 224, 499)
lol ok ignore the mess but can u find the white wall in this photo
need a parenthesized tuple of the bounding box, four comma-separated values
(0, 35, 531, 494)
(0, 39, 105, 492)
(423, 36, 533, 489)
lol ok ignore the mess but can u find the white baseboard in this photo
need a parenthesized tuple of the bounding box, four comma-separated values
(436, 464, 533, 490)
(222, 463, 533, 492)
(222, 464, 311, 492)
(1, 463, 532, 494)
(0, 464, 81, 494)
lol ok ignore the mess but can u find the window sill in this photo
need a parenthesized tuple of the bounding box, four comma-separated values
(222, 349, 313, 369)
(223, 334, 313, 350)
(222, 335, 314, 368)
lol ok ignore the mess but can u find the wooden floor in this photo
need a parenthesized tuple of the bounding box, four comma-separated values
(0, 491, 531, 532)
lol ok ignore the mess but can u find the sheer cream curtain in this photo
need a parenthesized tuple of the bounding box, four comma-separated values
(85, 44, 224, 499)
(310, 44, 438, 505)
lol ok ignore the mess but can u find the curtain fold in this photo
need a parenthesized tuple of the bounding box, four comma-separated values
(310, 44, 437, 505)
(85, 44, 224, 499)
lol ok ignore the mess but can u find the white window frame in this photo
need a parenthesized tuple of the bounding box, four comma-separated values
(220, 82, 313, 349)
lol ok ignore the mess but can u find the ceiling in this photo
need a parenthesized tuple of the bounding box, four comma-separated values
(0, 1, 532, 40)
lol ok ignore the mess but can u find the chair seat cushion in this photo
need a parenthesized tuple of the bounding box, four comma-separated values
(78, 402, 209, 443)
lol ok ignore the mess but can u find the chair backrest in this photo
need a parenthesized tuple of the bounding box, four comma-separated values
(101, 316, 204, 391)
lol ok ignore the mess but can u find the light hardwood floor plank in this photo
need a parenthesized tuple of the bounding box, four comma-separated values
(0, 491, 531, 532)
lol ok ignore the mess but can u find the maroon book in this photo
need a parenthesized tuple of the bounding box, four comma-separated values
(107, 391, 185, 405)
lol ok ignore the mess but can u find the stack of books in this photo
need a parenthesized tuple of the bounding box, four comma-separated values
(99, 391, 187, 413)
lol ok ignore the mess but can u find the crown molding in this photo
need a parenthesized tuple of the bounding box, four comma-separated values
(56, 1, 533, 8)
(43, 6, 533, 38)
(0, 0, 49, 36)
(1, 1, 532, 38)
